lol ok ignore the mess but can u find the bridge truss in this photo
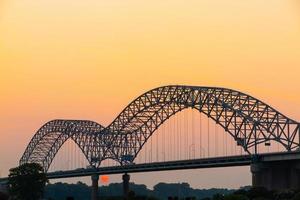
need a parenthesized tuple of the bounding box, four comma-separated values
(19, 86, 300, 171)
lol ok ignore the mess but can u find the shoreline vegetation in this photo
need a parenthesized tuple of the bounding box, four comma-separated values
(44, 182, 300, 200)
(45, 182, 235, 200)
(2, 181, 300, 200)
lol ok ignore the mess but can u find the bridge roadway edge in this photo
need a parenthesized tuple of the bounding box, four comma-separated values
(2, 152, 300, 191)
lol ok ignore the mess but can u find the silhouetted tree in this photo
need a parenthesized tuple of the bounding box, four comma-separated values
(233, 189, 248, 197)
(274, 190, 295, 200)
(212, 193, 224, 200)
(0, 191, 9, 200)
(128, 190, 136, 200)
(224, 194, 248, 200)
(246, 187, 273, 200)
(292, 192, 300, 200)
(8, 163, 48, 200)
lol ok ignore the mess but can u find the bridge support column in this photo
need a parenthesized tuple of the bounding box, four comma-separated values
(123, 173, 130, 199)
(91, 174, 99, 200)
(251, 160, 300, 190)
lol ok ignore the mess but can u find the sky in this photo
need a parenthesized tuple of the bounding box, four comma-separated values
(0, 0, 300, 189)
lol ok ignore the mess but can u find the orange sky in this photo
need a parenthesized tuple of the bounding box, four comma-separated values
(0, 0, 300, 188)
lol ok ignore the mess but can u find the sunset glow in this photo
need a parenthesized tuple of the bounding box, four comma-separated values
(0, 0, 300, 189)
(100, 175, 109, 184)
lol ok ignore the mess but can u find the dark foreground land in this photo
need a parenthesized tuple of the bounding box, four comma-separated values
(2, 182, 300, 200)
(45, 182, 233, 200)
(44, 182, 300, 200)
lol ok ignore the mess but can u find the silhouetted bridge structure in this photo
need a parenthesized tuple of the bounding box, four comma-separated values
(46, 151, 300, 180)
(1, 85, 300, 200)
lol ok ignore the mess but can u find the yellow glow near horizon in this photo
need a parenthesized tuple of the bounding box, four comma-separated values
(0, 0, 300, 188)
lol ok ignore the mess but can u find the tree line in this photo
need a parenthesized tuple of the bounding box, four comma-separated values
(2, 163, 300, 200)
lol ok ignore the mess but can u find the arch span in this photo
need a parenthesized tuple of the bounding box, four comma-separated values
(20, 85, 300, 171)
(20, 120, 106, 171)
(105, 86, 300, 162)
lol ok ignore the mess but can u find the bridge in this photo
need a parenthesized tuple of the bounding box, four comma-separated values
(2, 85, 300, 200)
(46, 151, 300, 183)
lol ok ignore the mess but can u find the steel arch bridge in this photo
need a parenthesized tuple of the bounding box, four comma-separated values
(20, 85, 300, 172)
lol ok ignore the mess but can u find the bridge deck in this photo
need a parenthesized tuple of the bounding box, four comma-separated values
(47, 151, 300, 179)
(47, 154, 253, 179)
(1, 151, 300, 182)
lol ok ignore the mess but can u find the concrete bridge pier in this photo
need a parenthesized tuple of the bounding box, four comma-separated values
(122, 173, 130, 199)
(91, 174, 99, 200)
(251, 160, 300, 190)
